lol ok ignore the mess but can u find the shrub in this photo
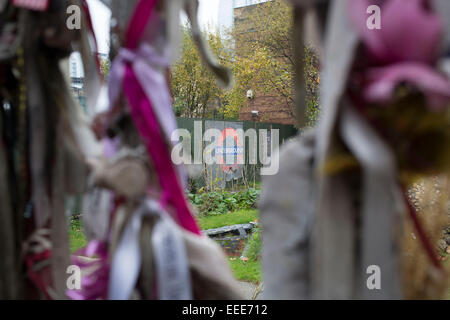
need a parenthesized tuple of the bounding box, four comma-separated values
(246, 230, 261, 262)
(189, 188, 261, 216)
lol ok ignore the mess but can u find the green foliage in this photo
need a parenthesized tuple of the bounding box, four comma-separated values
(189, 188, 261, 216)
(226, 0, 293, 119)
(245, 229, 262, 262)
(100, 58, 110, 79)
(170, 1, 321, 125)
(69, 216, 87, 253)
(225, 0, 321, 126)
(171, 26, 232, 118)
(304, 46, 321, 127)
(196, 209, 258, 230)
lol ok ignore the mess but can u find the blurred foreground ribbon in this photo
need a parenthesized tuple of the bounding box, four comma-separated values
(108, 0, 200, 235)
(349, 0, 450, 110)
(66, 241, 109, 300)
(109, 44, 175, 142)
(340, 103, 403, 299)
(23, 229, 53, 300)
(108, 200, 192, 300)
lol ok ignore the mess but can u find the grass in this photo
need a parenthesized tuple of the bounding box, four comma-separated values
(197, 210, 262, 284)
(69, 218, 87, 253)
(228, 258, 261, 284)
(196, 209, 258, 230)
(68, 209, 260, 251)
(195, 209, 262, 284)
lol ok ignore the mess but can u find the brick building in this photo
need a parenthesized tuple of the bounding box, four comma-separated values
(239, 93, 294, 125)
(234, 2, 295, 125)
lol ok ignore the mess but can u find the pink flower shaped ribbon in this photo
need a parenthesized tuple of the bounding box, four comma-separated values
(349, 0, 450, 109)
(349, 0, 443, 64)
(364, 62, 450, 110)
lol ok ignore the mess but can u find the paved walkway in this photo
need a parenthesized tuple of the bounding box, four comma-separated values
(237, 281, 259, 300)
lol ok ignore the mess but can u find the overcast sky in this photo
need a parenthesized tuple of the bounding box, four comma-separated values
(198, 0, 220, 29)
(87, 0, 220, 54)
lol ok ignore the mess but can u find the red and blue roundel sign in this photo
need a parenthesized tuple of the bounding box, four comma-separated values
(215, 128, 244, 174)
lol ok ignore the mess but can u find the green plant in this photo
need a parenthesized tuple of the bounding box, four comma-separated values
(241, 188, 260, 210)
(69, 216, 87, 253)
(190, 188, 261, 216)
(305, 46, 321, 127)
(245, 229, 262, 262)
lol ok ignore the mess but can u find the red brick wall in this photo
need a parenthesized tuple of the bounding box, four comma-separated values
(239, 94, 294, 125)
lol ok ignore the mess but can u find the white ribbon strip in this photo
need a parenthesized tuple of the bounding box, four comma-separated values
(108, 199, 192, 300)
(151, 209, 192, 300)
(340, 103, 402, 299)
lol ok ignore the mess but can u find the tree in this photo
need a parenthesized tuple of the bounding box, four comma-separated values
(171, 27, 232, 118)
(100, 57, 110, 79)
(224, 0, 320, 126)
(171, 1, 320, 125)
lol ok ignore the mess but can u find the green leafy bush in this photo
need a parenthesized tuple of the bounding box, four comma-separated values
(245, 229, 262, 262)
(69, 216, 87, 253)
(305, 46, 321, 127)
(189, 188, 261, 216)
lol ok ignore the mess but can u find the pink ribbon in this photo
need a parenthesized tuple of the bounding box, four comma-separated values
(349, 0, 450, 110)
(66, 241, 109, 300)
(349, 0, 442, 65)
(124, 0, 159, 50)
(364, 62, 450, 111)
(108, 0, 200, 235)
(108, 44, 177, 142)
(121, 64, 200, 235)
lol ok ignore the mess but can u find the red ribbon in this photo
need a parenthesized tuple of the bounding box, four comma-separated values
(401, 187, 442, 270)
(25, 250, 52, 300)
